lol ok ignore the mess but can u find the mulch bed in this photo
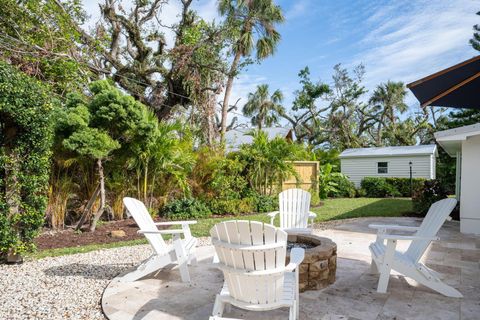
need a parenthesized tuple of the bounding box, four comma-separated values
(34, 219, 143, 250)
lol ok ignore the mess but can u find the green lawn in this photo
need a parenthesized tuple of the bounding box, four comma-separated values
(190, 197, 413, 237)
(29, 197, 412, 259)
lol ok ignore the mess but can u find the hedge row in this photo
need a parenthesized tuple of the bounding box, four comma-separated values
(159, 194, 278, 220)
(360, 177, 426, 198)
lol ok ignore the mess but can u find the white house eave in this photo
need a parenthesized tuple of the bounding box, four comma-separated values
(435, 123, 480, 157)
(434, 123, 480, 140)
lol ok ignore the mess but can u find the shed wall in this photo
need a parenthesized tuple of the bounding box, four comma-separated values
(340, 155, 434, 187)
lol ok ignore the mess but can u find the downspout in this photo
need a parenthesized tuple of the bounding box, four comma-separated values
(455, 151, 461, 201)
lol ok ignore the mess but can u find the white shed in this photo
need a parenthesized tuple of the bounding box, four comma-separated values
(339, 145, 437, 187)
(435, 123, 480, 235)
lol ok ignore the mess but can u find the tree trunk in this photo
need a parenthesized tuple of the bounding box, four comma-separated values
(75, 183, 100, 230)
(220, 51, 242, 142)
(89, 158, 106, 232)
(143, 162, 148, 203)
(205, 91, 218, 146)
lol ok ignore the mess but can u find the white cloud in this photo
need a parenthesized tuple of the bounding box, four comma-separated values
(353, 0, 478, 104)
(285, 0, 310, 21)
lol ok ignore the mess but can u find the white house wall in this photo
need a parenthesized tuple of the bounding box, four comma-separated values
(460, 135, 480, 234)
(340, 155, 434, 188)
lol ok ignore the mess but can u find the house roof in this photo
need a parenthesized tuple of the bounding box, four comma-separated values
(339, 145, 437, 159)
(434, 123, 480, 157)
(225, 127, 294, 151)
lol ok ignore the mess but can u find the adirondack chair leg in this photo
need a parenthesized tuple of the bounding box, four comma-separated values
(188, 253, 198, 265)
(172, 234, 190, 283)
(289, 304, 296, 320)
(295, 268, 300, 319)
(120, 255, 167, 282)
(377, 239, 396, 293)
(426, 279, 463, 298)
(370, 259, 379, 274)
(412, 265, 463, 298)
(212, 295, 225, 316)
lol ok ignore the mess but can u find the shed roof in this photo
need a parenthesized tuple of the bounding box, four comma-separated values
(339, 145, 437, 158)
(225, 127, 294, 151)
(434, 123, 480, 157)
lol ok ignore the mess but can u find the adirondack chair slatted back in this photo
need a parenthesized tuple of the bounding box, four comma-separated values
(123, 197, 167, 254)
(279, 188, 311, 229)
(211, 220, 288, 305)
(405, 198, 457, 262)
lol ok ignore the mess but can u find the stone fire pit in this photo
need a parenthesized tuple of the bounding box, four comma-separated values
(286, 233, 337, 292)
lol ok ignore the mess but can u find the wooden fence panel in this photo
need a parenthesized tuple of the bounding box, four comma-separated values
(282, 161, 319, 192)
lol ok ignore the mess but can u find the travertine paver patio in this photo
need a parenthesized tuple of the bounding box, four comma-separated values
(102, 217, 480, 320)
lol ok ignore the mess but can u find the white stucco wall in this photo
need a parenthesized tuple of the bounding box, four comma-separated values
(340, 155, 435, 187)
(460, 135, 480, 234)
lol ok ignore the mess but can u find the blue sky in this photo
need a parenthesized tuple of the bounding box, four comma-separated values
(82, 0, 479, 124)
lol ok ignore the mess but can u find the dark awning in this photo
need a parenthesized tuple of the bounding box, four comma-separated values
(407, 55, 480, 109)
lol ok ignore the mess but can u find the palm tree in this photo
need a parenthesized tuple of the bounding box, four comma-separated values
(369, 81, 407, 146)
(218, 0, 284, 140)
(243, 84, 284, 130)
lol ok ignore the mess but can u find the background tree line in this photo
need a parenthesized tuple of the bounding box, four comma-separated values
(243, 64, 434, 150)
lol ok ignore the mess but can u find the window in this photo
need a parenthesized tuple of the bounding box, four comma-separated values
(377, 162, 388, 174)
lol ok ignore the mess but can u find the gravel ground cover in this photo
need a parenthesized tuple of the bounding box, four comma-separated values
(0, 218, 371, 320)
(0, 237, 211, 320)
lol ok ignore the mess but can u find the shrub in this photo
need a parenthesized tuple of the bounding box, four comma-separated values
(329, 175, 356, 198)
(360, 177, 401, 198)
(319, 164, 343, 199)
(209, 197, 256, 215)
(310, 189, 321, 206)
(361, 177, 426, 198)
(0, 63, 55, 257)
(254, 194, 278, 213)
(209, 157, 248, 200)
(356, 188, 367, 197)
(159, 198, 211, 220)
(412, 180, 448, 215)
(238, 197, 256, 213)
(384, 177, 425, 197)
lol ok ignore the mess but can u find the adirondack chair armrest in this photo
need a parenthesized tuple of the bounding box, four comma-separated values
(267, 211, 279, 225)
(369, 224, 420, 232)
(267, 211, 279, 217)
(286, 248, 305, 272)
(308, 211, 317, 228)
(378, 234, 440, 241)
(154, 221, 197, 226)
(138, 229, 185, 235)
(154, 221, 196, 239)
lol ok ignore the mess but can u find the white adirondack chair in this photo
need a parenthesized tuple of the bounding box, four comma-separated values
(122, 197, 197, 283)
(369, 198, 462, 297)
(268, 188, 316, 234)
(211, 220, 305, 320)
